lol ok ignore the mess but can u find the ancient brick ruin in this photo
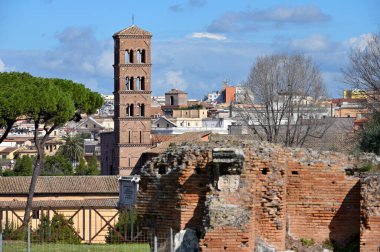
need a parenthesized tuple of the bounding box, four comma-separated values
(136, 138, 380, 251)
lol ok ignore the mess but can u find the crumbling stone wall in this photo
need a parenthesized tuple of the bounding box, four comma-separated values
(360, 174, 380, 251)
(137, 139, 369, 251)
(137, 144, 211, 235)
(286, 150, 360, 246)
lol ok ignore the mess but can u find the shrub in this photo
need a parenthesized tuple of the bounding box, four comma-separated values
(35, 214, 81, 244)
(322, 239, 335, 250)
(106, 208, 141, 243)
(300, 237, 315, 247)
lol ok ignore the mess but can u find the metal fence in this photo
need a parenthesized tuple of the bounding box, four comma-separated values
(0, 207, 175, 252)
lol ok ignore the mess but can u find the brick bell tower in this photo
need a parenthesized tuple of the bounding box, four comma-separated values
(113, 25, 152, 175)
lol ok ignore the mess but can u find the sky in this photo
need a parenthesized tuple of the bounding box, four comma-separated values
(0, 0, 379, 99)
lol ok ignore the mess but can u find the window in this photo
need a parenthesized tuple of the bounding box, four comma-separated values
(157, 124, 159, 128)
(140, 131, 142, 143)
(137, 50, 142, 63)
(129, 77, 134, 90)
(136, 77, 140, 90)
(2, 154, 7, 160)
(126, 104, 134, 116)
(166, 124, 169, 128)
(32, 210, 40, 219)
(170, 96, 174, 105)
(130, 104, 134, 116)
(140, 77, 145, 90)
(128, 131, 131, 143)
(126, 77, 130, 90)
(140, 104, 145, 117)
(125, 50, 129, 64)
(141, 49, 146, 63)
(188, 123, 190, 126)
(129, 50, 134, 63)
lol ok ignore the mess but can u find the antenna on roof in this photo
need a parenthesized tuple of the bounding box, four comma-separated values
(132, 14, 134, 25)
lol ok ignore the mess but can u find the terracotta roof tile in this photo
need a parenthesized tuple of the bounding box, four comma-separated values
(113, 25, 151, 36)
(0, 176, 119, 195)
(0, 147, 19, 154)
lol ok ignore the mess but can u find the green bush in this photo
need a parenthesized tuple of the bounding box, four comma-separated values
(322, 239, 335, 250)
(105, 208, 140, 243)
(360, 163, 372, 172)
(35, 214, 81, 244)
(3, 221, 26, 240)
(359, 113, 380, 155)
(300, 237, 315, 247)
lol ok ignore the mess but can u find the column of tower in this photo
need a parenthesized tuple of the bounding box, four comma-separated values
(112, 25, 152, 175)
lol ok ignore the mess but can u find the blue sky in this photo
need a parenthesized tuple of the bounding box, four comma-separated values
(0, 0, 379, 99)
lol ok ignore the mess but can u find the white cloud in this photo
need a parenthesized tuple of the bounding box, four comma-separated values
(290, 34, 331, 52)
(191, 32, 226, 40)
(0, 58, 15, 72)
(81, 62, 95, 74)
(208, 5, 331, 33)
(0, 58, 5, 72)
(95, 50, 113, 76)
(345, 33, 374, 50)
(157, 70, 188, 91)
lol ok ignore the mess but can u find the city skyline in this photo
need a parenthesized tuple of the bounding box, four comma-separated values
(0, 0, 379, 99)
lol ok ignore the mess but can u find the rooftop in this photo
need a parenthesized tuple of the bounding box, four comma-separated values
(0, 176, 119, 195)
(113, 25, 151, 37)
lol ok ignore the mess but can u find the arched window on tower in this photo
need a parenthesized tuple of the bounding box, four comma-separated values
(130, 77, 134, 90)
(140, 104, 145, 117)
(129, 50, 134, 63)
(141, 77, 145, 90)
(126, 77, 130, 90)
(136, 77, 141, 90)
(126, 104, 129, 116)
(137, 50, 142, 63)
(141, 49, 146, 63)
(125, 50, 130, 64)
(140, 131, 142, 143)
(170, 96, 174, 105)
(130, 104, 134, 116)
(128, 131, 131, 143)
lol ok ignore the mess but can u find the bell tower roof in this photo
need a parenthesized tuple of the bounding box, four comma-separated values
(113, 25, 151, 37)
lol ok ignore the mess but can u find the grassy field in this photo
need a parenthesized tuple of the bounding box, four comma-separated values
(2, 241, 151, 252)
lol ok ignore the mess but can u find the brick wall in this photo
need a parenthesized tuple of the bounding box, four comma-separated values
(286, 150, 360, 246)
(360, 174, 380, 251)
(136, 140, 372, 251)
(137, 145, 210, 235)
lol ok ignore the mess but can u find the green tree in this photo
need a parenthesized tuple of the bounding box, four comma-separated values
(74, 158, 87, 175)
(59, 134, 84, 167)
(42, 154, 73, 175)
(360, 113, 380, 154)
(13, 156, 33, 176)
(87, 153, 100, 175)
(0, 72, 32, 144)
(106, 209, 138, 243)
(23, 76, 103, 224)
(35, 214, 81, 244)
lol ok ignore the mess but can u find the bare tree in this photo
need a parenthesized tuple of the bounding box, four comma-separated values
(237, 54, 332, 147)
(343, 31, 380, 105)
